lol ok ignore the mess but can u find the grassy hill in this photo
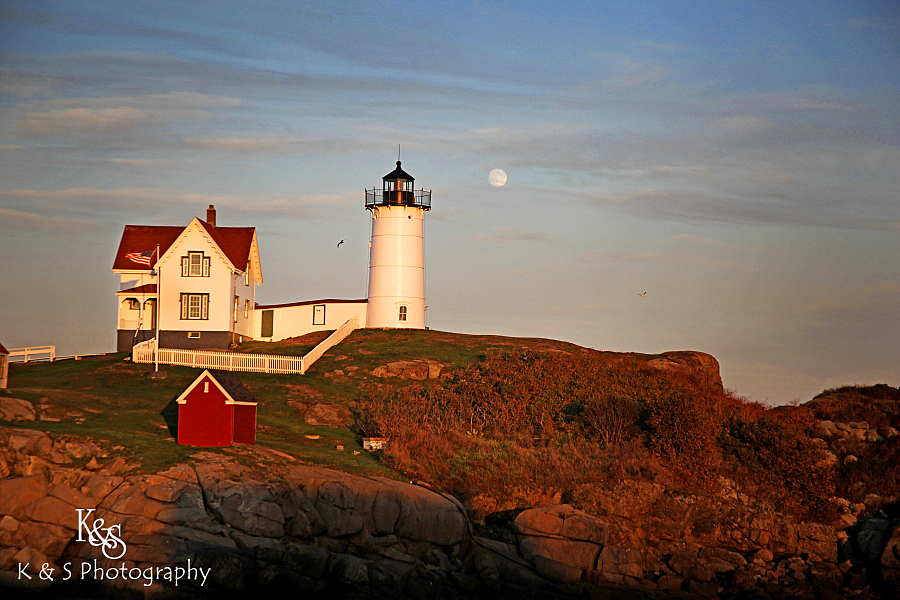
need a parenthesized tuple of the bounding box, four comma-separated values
(0, 329, 598, 475)
(5, 328, 898, 525)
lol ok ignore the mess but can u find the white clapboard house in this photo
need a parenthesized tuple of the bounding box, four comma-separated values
(113, 161, 431, 351)
(113, 206, 263, 351)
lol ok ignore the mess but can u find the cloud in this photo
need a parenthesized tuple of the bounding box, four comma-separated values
(11, 91, 243, 137)
(577, 249, 668, 263)
(19, 107, 153, 133)
(581, 187, 898, 229)
(108, 158, 160, 167)
(474, 226, 544, 243)
(846, 17, 900, 32)
(0, 208, 92, 232)
(183, 137, 300, 152)
(584, 51, 670, 90)
(0, 187, 353, 220)
(631, 40, 681, 54)
(670, 233, 777, 255)
(48, 91, 242, 111)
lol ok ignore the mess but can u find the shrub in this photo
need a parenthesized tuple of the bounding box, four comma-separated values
(721, 407, 835, 518)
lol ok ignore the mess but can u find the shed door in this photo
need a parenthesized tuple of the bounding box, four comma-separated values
(313, 304, 325, 326)
(261, 310, 274, 338)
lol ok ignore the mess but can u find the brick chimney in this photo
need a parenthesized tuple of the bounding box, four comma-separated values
(206, 205, 216, 228)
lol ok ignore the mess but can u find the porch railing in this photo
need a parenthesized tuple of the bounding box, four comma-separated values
(119, 318, 152, 330)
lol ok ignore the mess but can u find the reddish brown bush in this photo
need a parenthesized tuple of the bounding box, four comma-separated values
(721, 407, 835, 519)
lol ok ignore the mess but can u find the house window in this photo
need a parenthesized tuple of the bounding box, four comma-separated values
(245, 262, 250, 286)
(398, 305, 408, 322)
(234, 296, 239, 323)
(181, 252, 210, 277)
(188, 332, 201, 338)
(203, 382, 209, 393)
(313, 304, 325, 325)
(180, 294, 209, 320)
(244, 299, 250, 319)
(124, 298, 139, 310)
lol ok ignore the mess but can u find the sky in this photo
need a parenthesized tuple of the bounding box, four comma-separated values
(1, 0, 898, 404)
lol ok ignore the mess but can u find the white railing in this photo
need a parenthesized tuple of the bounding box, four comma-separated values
(133, 338, 155, 363)
(130, 317, 361, 375)
(133, 339, 303, 374)
(300, 317, 360, 373)
(8, 346, 56, 363)
(119, 318, 151, 330)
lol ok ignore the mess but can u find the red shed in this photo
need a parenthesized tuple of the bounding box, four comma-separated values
(175, 370, 258, 447)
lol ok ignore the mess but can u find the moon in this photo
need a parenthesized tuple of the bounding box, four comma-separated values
(489, 169, 507, 187)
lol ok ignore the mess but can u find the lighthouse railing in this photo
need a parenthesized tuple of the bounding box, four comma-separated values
(365, 188, 431, 209)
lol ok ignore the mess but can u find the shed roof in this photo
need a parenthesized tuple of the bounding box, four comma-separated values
(207, 370, 257, 405)
(175, 369, 258, 406)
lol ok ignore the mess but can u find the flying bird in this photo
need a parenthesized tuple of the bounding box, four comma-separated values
(337, 240, 344, 247)
(639, 292, 647, 297)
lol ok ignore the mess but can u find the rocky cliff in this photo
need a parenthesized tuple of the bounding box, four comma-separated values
(647, 351, 724, 394)
(1, 426, 898, 599)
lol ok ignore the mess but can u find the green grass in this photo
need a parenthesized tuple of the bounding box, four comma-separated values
(2, 329, 590, 476)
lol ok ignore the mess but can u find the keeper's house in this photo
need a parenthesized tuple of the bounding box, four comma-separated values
(113, 206, 368, 351)
(112, 206, 262, 351)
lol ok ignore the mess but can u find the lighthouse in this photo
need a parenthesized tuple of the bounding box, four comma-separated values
(365, 160, 431, 329)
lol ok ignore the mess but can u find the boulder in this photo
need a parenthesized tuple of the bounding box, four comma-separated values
(797, 522, 838, 563)
(647, 351, 724, 393)
(0, 398, 35, 422)
(288, 402, 352, 427)
(596, 545, 644, 581)
(371, 360, 445, 380)
(6, 429, 51, 456)
(515, 505, 607, 572)
(882, 527, 900, 589)
(0, 476, 48, 519)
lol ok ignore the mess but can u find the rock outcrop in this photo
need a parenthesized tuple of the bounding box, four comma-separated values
(2, 426, 897, 599)
(371, 360, 445, 380)
(0, 397, 36, 422)
(647, 351, 724, 393)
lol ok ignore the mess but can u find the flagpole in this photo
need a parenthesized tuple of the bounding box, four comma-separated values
(154, 244, 160, 373)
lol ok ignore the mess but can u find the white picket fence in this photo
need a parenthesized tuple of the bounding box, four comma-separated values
(132, 317, 360, 375)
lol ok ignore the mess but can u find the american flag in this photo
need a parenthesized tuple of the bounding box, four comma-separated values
(125, 249, 156, 266)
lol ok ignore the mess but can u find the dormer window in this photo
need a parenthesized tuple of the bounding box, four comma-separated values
(182, 252, 210, 277)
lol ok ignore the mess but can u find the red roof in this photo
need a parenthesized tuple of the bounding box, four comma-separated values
(0, 342, 8, 355)
(112, 225, 183, 271)
(113, 220, 256, 272)
(198, 221, 256, 271)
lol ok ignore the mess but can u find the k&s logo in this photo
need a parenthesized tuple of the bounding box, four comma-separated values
(76, 509, 126, 560)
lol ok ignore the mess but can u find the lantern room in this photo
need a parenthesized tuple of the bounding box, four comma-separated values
(365, 161, 432, 210)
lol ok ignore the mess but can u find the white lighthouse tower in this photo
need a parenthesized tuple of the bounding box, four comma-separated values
(365, 160, 432, 329)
